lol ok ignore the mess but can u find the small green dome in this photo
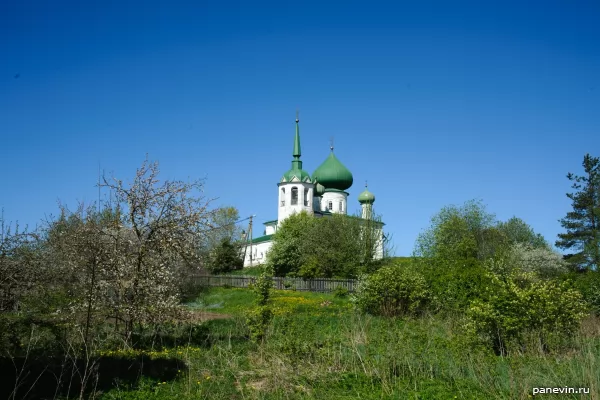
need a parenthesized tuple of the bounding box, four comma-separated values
(282, 168, 311, 183)
(312, 150, 353, 191)
(358, 185, 375, 204)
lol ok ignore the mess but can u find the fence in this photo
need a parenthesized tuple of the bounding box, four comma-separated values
(188, 274, 358, 293)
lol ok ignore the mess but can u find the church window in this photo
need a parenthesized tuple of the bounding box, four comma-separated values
(328, 201, 333, 210)
(304, 188, 309, 206)
(291, 187, 298, 205)
(339, 201, 343, 212)
(280, 188, 285, 206)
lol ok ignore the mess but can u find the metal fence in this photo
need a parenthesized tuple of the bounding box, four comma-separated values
(188, 274, 358, 293)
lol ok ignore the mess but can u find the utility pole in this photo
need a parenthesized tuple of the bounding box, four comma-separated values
(241, 215, 255, 267)
(248, 215, 254, 267)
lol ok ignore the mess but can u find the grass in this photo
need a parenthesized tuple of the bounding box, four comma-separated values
(94, 287, 600, 399)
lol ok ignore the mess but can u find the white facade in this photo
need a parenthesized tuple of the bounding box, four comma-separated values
(320, 190, 348, 214)
(277, 180, 315, 225)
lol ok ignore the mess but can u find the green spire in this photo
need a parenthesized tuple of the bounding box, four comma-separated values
(281, 113, 311, 183)
(291, 113, 302, 170)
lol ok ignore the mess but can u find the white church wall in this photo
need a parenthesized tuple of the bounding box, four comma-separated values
(320, 191, 348, 214)
(277, 183, 314, 225)
(243, 240, 273, 267)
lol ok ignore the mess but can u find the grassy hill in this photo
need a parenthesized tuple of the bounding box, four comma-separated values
(96, 286, 599, 399)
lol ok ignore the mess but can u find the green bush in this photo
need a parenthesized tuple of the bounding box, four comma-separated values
(352, 264, 430, 317)
(467, 271, 589, 354)
(418, 258, 491, 313)
(570, 271, 600, 315)
(333, 286, 350, 298)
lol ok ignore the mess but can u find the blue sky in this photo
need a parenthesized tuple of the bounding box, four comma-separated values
(1, 0, 599, 255)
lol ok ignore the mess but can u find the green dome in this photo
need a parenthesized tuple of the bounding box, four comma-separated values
(358, 186, 375, 204)
(312, 150, 353, 191)
(282, 168, 311, 183)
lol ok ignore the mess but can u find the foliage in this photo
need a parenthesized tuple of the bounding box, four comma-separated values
(266, 212, 316, 277)
(497, 217, 549, 249)
(418, 257, 491, 313)
(556, 153, 600, 271)
(352, 263, 430, 317)
(506, 243, 568, 278)
(333, 286, 350, 298)
(205, 206, 242, 249)
(467, 271, 589, 354)
(414, 199, 500, 261)
(0, 219, 42, 313)
(570, 271, 600, 315)
(267, 211, 385, 278)
(246, 265, 274, 342)
(206, 238, 243, 274)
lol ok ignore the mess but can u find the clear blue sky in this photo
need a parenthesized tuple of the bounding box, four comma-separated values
(1, 0, 599, 255)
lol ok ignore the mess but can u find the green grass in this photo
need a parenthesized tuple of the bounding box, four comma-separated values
(97, 287, 600, 400)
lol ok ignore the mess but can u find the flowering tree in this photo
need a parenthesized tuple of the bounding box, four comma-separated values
(97, 158, 215, 339)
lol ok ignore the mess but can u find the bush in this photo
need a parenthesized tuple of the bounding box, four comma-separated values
(571, 271, 600, 315)
(418, 258, 491, 313)
(352, 264, 430, 317)
(333, 286, 349, 298)
(467, 271, 588, 354)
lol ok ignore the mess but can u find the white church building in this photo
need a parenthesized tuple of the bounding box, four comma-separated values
(243, 116, 384, 267)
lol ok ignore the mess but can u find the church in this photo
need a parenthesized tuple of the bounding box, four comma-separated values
(242, 116, 384, 267)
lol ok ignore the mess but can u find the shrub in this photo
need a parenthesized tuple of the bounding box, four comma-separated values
(352, 264, 430, 317)
(418, 258, 491, 313)
(467, 271, 588, 354)
(246, 266, 274, 342)
(333, 286, 350, 298)
(571, 271, 600, 315)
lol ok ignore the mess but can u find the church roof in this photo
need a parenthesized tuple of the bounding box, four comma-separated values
(312, 148, 353, 191)
(251, 234, 274, 244)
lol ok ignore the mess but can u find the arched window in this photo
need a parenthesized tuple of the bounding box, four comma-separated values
(291, 187, 298, 205)
(304, 188, 309, 206)
(280, 188, 285, 206)
(339, 201, 343, 212)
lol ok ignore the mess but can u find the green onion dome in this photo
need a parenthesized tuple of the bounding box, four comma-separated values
(358, 183, 375, 204)
(312, 148, 353, 191)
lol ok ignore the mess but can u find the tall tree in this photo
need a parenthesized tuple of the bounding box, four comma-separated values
(556, 153, 600, 271)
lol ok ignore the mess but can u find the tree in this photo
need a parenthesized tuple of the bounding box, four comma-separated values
(98, 157, 215, 339)
(414, 199, 501, 261)
(413, 200, 552, 311)
(556, 153, 600, 271)
(497, 217, 549, 249)
(205, 206, 242, 249)
(207, 238, 243, 273)
(266, 211, 385, 278)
